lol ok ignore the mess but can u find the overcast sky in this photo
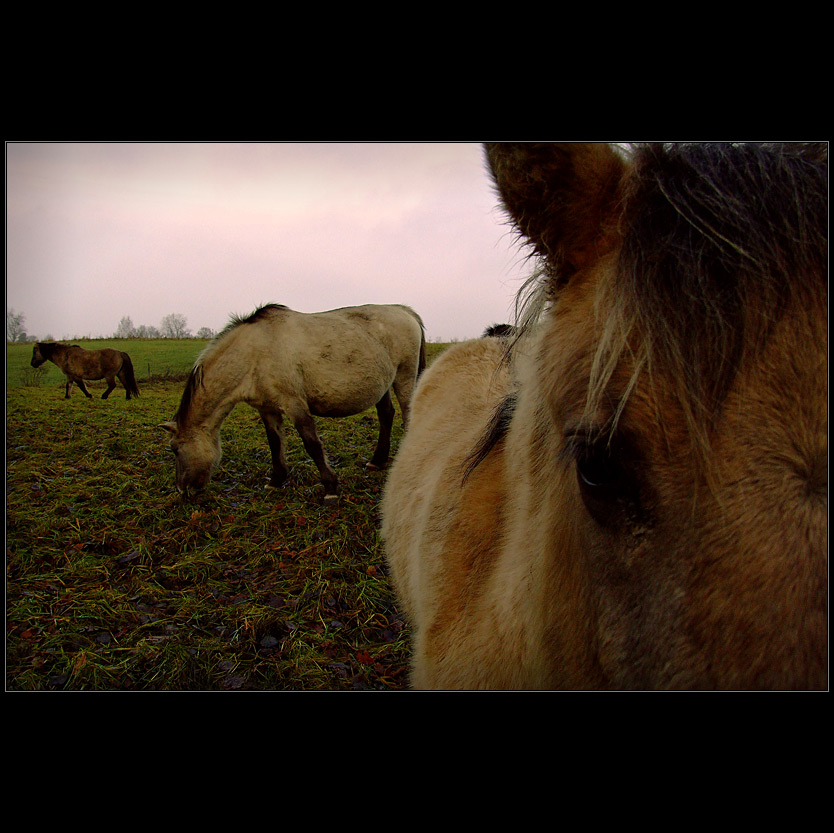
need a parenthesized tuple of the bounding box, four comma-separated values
(6, 142, 533, 342)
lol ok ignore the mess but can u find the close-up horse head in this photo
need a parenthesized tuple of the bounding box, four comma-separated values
(382, 142, 827, 690)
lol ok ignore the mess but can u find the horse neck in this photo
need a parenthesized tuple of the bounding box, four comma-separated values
(183, 340, 254, 436)
(44, 343, 70, 367)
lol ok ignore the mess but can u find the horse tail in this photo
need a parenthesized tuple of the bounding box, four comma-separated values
(417, 327, 427, 379)
(402, 305, 427, 379)
(120, 353, 140, 397)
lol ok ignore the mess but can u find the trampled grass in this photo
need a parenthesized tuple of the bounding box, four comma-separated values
(6, 340, 448, 690)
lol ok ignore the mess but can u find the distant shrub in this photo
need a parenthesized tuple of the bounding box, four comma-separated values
(20, 366, 48, 387)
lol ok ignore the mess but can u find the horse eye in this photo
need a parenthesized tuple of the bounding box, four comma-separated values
(573, 437, 644, 529)
(577, 449, 617, 490)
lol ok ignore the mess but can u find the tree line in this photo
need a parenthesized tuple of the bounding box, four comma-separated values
(114, 314, 214, 340)
(6, 309, 215, 343)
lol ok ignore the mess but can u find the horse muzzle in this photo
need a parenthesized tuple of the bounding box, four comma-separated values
(175, 470, 211, 500)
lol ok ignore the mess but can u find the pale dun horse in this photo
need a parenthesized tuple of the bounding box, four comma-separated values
(382, 143, 827, 690)
(162, 303, 425, 501)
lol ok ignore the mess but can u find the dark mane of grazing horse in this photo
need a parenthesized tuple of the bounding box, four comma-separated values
(34, 342, 63, 357)
(174, 304, 287, 428)
(482, 323, 516, 338)
(471, 142, 828, 474)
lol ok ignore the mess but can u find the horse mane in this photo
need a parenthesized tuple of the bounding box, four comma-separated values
(482, 323, 516, 338)
(174, 303, 288, 427)
(36, 341, 70, 354)
(470, 142, 828, 476)
(221, 303, 288, 334)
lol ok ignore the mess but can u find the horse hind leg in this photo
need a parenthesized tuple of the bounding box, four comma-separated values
(102, 377, 117, 399)
(292, 411, 339, 502)
(367, 389, 394, 471)
(392, 372, 417, 428)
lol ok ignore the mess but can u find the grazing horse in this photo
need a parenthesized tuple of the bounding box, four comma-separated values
(382, 142, 827, 690)
(31, 342, 140, 400)
(161, 303, 426, 501)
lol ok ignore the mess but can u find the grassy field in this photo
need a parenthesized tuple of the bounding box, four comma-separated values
(6, 339, 448, 691)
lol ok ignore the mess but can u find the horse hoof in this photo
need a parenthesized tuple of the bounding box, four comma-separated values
(323, 493, 340, 504)
(365, 462, 385, 471)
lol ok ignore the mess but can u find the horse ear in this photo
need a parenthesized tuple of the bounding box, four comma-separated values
(159, 421, 177, 434)
(485, 142, 627, 284)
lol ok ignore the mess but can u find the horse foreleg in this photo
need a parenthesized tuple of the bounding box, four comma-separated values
(260, 412, 289, 488)
(64, 378, 90, 399)
(367, 389, 394, 470)
(293, 413, 339, 501)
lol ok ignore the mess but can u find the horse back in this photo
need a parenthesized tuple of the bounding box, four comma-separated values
(332, 304, 424, 361)
(66, 345, 124, 378)
(253, 304, 423, 415)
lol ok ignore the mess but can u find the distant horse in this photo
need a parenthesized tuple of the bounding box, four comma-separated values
(161, 303, 426, 501)
(31, 342, 140, 400)
(382, 142, 827, 690)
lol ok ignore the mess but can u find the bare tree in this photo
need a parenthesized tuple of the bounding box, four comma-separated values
(160, 313, 191, 339)
(7, 309, 26, 343)
(115, 316, 136, 338)
(196, 326, 215, 339)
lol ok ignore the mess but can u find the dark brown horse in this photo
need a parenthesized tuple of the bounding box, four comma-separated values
(382, 142, 827, 690)
(31, 342, 140, 400)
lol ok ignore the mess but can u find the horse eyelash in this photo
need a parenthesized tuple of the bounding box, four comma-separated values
(560, 427, 610, 467)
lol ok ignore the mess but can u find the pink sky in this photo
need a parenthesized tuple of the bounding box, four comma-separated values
(6, 142, 531, 342)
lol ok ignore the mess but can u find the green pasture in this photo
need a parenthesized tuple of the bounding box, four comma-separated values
(6, 338, 448, 690)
